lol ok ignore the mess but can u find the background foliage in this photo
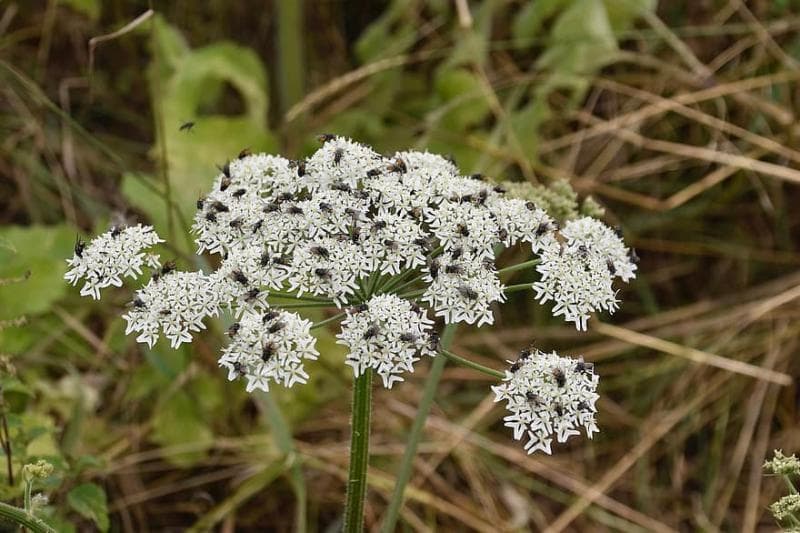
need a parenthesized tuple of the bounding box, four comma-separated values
(1, 0, 800, 531)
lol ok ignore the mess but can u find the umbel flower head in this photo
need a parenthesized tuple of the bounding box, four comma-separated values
(65, 135, 638, 455)
(492, 348, 599, 455)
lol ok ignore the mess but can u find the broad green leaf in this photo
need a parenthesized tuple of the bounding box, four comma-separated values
(434, 68, 491, 131)
(0, 225, 73, 320)
(512, 0, 571, 42)
(67, 483, 109, 532)
(537, 0, 618, 75)
(603, 0, 655, 33)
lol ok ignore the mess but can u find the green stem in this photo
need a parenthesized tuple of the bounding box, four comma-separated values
(498, 258, 539, 275)
(343, 370, 373, 532)
(503, 282, 536, 294)
(441, 349, 505, 379)
(380, 324, 456, 532)
(0, 501, 55, 533)
(311, 312, 346, 330)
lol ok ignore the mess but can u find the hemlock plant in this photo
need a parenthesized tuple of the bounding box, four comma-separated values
(65, 135, 637, 529)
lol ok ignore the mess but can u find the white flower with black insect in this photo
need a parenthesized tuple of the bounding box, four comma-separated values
(65, 224, 162, 300)
(492, 348, 599, 455)
(219, 309, 319, 392)
(337, 294, 436, 388)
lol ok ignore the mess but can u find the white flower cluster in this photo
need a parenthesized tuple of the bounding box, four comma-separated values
(218, 309, 318, 392)
(492, 348, 599, 455)
(337, 294, 437, 388)
(122, 270, 221, 348)
(65, 132, 635, 462)
(533, 217, 637, 331)
(65, 224, 162, 299)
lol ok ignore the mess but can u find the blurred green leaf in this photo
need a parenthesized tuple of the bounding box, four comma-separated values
(512, 0, 571, 42)
(0, 225, 72, 320)
(61, 0, 100, 21)
(67, 482, 109, 532)
(150, 390, 213, 467)
(434, 68, 491, 131)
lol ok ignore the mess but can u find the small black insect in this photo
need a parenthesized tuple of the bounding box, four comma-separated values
(363, 323, 380, 340)
(460, 194, 474, 203)
(287, 205, 304, 215)
(232, 361, 244, 377)
(353, 303, 369, 313)
(366, 168, 381, 178)
(481, 257, 494, 271)
(159, 309, 171, 316)
(317, 133, 336, 143)
(318, 202, 333, 213)
(296, 160, 306, 177)
(457, 284, 479, 300)
(410, 302, 423, 315)
(498, 228, 509, 242)
(268, 321, 286, 334)
(413, 237, 430, 251)
(350, 226, 362, 244)
(428, 258, 441, 279)
(344, 208, 361, 220)
(470, 173, 483, 181)
(259, 251, 270, 267)
(131, 297, 146, 309)
(232, 188, 247, 199)
(251, 220, 264, 234)
(476, 189, 488, 205)
(263, 202, 281, 214)
(74, 236, 86, 257)
(614, 226, 624, 238)
(205, 212, 217, 223)
(387, 158, 407, 173)
(519, 346, 533, 360)
(427, 333, 440, 352)
(227, 322, 240, 338)
(261, 341, 277, 362)
(510, 361, 522, 373)
(333, 148, 344, 165)
(456, 223, 470, 237)
(331, 182, 352, 193)
(231, 269, 248, 285)
(451, 247, 464, 261)
(525, 391, 541, 405)
(383, 239, 398, 251)
(179, 121, 195, 133)
(577, 244, 589, 258)
(245, 288, 260, 302)
(409, 207, 423, 220)
(211, 201, 229, 213)
(553, 403, 564, 417)
(445, 263, 463, 275)
(399, 332, 417, 343)
(262, 310, 280, 323)
(229, 218, 243, 230)
(493, 185, 506, 194)
(535, 222, 551, 238)
(525, 201, 536, 211)
(273, 255, 291, 267)
(606, 259, 616, 275)
(372, 220, 388, 231)
(552, 367, 566, 387)
(238, 148, 252, 159)
(577, 401, 589, 411)
(574, 360, 594, 374)
(628, 248, 640, 264)
(353, 189, 370, 200)
(160, 260, 177, 276)
(314, 268, 332, 281)
(277, 192, 294, 203)
(310, 246, 330, 259)
(110, 225, 122, 238)
(197, 196, 206, 210)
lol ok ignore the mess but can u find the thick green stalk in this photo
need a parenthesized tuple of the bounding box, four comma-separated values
(380, 324, 457, 532)
(343, 369, 373, 532)
(0, 501, 55, 533)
